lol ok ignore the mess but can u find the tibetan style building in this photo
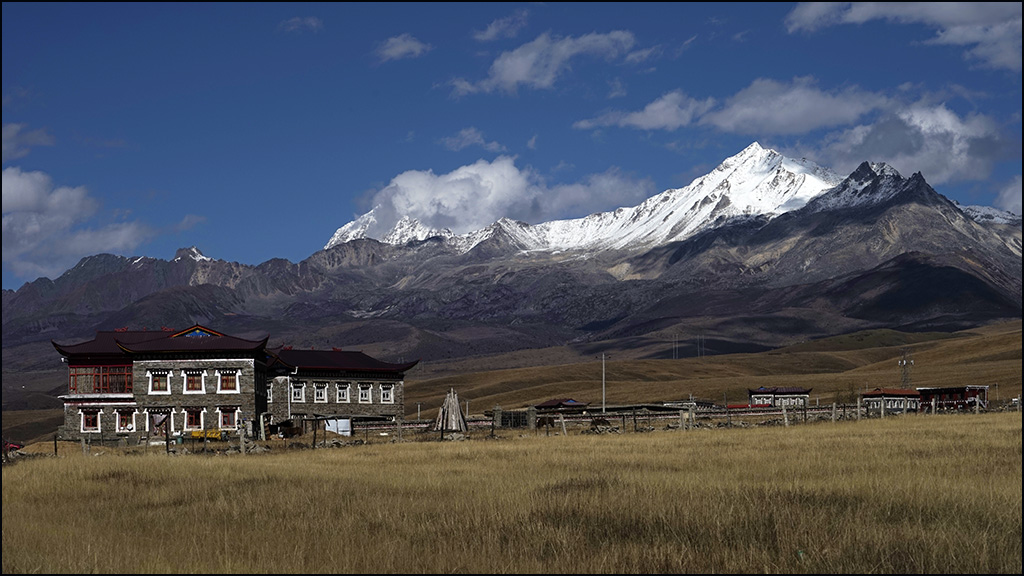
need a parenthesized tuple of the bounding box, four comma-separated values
(52, 325, 417, 442)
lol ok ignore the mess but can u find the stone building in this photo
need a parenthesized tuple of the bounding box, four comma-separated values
(266, 346, 418, 425)
(52, 325, 416, 442)
(747, 386, 812, 408)
(860, 388, 921, 414)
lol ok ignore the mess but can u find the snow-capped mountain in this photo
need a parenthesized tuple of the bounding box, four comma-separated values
(4, 138, 1020, 400)
(803, 161, 906, 213)
(325, 142, 843, 254)
(955, 203, 1022, 226)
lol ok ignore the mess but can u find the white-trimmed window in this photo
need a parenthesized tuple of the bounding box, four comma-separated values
(217, 369, 240, 393)
(358, 383, 372, 404)
(184, 407, 205, 431)
(268, 380, 274, 403)
(336, 382, 351, 403)
(291, 382, 306, 403)
(218, 407, 239, 430)
(148, 411, 174, 435)
(380, 383, 394, 404)
(149, 371, 170, 395)
(116, 410, 136, 433)
(183, 370, 206, 394)
(80, 409, 101, 433)
(314, 382, 328, 403)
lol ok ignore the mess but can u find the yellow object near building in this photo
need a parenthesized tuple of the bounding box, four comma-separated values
(189, 429, 222, 440)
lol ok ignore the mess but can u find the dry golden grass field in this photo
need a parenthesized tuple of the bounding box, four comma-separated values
(2, 411, 1021, 574)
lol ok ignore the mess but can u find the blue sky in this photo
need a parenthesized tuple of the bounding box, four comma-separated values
(3, 2, 1021, 290)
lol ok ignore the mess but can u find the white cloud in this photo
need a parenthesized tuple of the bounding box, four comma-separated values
(995, 175, 1022, 215)
(440, 127, 506, 152)
(452, 31, 637, 95)
(2, 166, 150, 281)
(376, 34, 433, 63)
(699, 77, 888, 135)
(574, 90, 716, 131)
(804, 102, 1005, 185)
(473, 10, 529, 42)
(360, 157, 654, 237)
(2, 123, 54, 165)
(786, 2, 1022, 72)
(278, 17, 323, 34)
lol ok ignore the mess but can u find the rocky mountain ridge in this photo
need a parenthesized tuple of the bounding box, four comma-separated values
(3, 145, 1020, 382)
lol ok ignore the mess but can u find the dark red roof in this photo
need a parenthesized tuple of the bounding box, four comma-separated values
(748, 386, 812, 395)
(54, 325, 267, 358)
(535, 398, 589, 409)
(862, 388, 921, 397)
(272, 348, 419, 374)
(53, 330, 168, 359)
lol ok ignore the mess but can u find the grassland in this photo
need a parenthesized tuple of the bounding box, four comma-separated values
(404, 320, 1023, 420)
(3, 411, 1021, 574)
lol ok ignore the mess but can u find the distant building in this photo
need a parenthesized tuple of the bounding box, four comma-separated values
(52, 325, 417, 442)
(534, 398, 590, 413)
(860, 388, 921, 414)
(915, 385, 988, 412)
(747, 386, 812, 408)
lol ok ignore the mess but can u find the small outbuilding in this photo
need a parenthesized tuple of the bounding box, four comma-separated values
(747, 386, 812, 408)
(534, 398, 590, 414)
(860, 388, 921, 415)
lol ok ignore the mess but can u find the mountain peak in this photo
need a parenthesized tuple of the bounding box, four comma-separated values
(173, 246, 211, 262)
(381, 216, 454, 245)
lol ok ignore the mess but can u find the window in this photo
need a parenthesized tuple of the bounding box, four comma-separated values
(185, 408, 204, 430)
(314, 382, 328, 403)
(358, 383, 372, 404)
(380, 384, 394, 404)
(291, 382, 306, 403)
(184, 370, 205, 394)
(218, 370, 239, 393)
(81, 411, 100, 433)
(267, 380, 274, 403)
(150, 371, 170, 394)
(149, 412, 172, 435)
(336, 382, 351, 403)
(219, 408, 238, 430)
(97, 366, 132, 393)
(117, 411, 135, 433)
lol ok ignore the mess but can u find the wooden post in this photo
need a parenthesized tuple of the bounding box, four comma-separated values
(856, 397, 861, 421)
(831, 402, 837, 422)
(679, 410, 685, 431)
(54, 434, 58, 456)
(782, 404, 789, 427)
(559, 414, 567, 436)
(689, 405, 695, 429)
(311, 419, 318, 449)
(932, 397, 937, 414)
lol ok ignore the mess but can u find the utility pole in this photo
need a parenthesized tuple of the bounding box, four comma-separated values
(899, 347, 914, 389)
(601, 353, 606, 414)
(416, 402, 422, 421)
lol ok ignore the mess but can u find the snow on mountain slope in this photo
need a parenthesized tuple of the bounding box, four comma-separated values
(956, 203, 1022, 225)
(324, 142, 842, 254)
